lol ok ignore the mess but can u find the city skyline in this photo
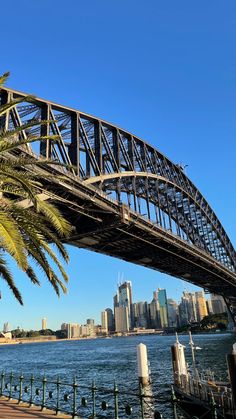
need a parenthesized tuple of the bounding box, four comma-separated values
(0, 1, 235, 330)
(2, 281, 225, 333)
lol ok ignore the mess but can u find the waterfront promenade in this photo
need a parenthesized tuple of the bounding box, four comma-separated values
(0, 397, 70, 418)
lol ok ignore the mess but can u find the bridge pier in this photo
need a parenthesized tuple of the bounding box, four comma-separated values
(224, 297, 236, 331)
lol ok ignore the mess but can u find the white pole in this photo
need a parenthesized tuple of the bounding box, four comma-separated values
(137, 343, 149, 386)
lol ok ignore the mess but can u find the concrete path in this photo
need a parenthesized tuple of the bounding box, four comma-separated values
(0, 397, 72, 418)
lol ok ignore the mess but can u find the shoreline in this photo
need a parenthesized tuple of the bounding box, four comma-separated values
(0, 330, 230, 347)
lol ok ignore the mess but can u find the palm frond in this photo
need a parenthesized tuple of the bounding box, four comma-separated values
(0, 254, 23, 304)
(0, 209, 27, 269)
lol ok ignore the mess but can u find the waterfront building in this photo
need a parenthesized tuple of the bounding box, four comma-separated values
(61, 323, 80, 338)
(101, 311, 108, 334)
(42, 317, 47, 330)
(206, 298, 213, 315)
(3, 322, 10, 333)
(61, 323, 68, 331)
(80, 325, 90, 337)
(136, 301, 149, 328)
(167, 299, 178, 327)
(210, 294, 227, 314)
(157, 289, 169, 328)
(149, 294, 161, 329)
(178, 292, 198, 326)
(118, 281, 133, 328)
(195, 291, 208, 321)
(86, 319, 95, 326)
(105, 308, 114, 332)
(115, 306, 129, 333)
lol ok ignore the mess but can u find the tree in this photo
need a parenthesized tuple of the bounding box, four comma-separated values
(0, 72, 72, 304)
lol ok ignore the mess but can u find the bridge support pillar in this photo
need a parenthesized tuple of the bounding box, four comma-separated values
(224, 297, 236, 332)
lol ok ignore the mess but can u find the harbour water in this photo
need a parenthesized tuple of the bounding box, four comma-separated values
(0, 333, 235, 417)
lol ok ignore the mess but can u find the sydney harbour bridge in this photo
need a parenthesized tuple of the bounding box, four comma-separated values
(1, 87, 236, 325)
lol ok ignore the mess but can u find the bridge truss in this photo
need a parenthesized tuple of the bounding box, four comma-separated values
(1, 87, 236, 322)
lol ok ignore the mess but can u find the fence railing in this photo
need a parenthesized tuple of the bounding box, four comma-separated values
(0, 370, 165, 418)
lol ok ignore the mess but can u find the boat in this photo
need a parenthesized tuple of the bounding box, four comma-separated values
(171, 332, 236, 418)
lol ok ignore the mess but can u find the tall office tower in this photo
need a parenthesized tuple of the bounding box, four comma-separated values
(117, 281, 133, 328)
(105, 308, 114, 332)
(178, 297, 189, 326)
(195, 291, 208, 321)
(185, 292, 197, 323)
(3, 322, 10, 333)
(115, 306, 129, 333)
(178, 292, 198, 326)
(167, 299, 178, 327)
(157, 289, 169, 329)
(101, 311, 108, 333)
(135, 302, 149, 328)
(206, 299, 213, 315)
(149, 297, 160, 329)
(210, 294, 227, 314)
(42, 318, 47, 330)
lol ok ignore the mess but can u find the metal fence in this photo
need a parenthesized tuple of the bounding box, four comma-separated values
(0, 370, 166, 418)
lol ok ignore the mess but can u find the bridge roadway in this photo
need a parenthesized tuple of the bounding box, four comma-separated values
(1, 86, 236, 322)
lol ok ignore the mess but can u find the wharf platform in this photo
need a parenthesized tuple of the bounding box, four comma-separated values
(0, 397, 71, 418)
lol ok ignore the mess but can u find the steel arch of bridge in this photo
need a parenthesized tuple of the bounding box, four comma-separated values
(1, 87, 236, 313)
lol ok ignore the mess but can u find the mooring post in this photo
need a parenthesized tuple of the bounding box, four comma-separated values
(171, 333, 188, 389)
(137, 343, 150, 386)
(226, 343, 236, 408)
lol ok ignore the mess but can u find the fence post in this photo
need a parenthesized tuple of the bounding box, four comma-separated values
(91, 379, 97, 419)
(9, 372, 13, 400)
(114, 381, 119, 419)
(30, 374, 34, 406)
(139, 382, 145, 419)
(56, 375, 61, 416)
(72, 375, 78, 419)
(18, 373, 23, 404)
(0, 371, 5, 397)
(210, 391, 218, 419)
(41, 374, 47, 411)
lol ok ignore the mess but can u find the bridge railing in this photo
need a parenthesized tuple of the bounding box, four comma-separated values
(0, 370, 166, 418)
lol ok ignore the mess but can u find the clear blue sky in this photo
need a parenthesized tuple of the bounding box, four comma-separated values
(0, 1, 235, 330)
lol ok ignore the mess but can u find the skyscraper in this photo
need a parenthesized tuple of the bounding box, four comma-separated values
(114, 281, 133, 329)
(149, 294, 160, 329)
(101, 311, 108, 334)
(42, 318, 47, 330)
(105, 308, 114, 332)
(195, 291, 208, 322)
(167, 299, 178, 327)
(115, 306, 129, 333)
(157, 289, 169, 328)
(211, 294, 227, 314)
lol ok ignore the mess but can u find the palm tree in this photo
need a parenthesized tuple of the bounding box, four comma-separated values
(0, 72, 72, 304)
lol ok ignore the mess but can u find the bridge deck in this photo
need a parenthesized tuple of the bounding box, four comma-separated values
(0, 397, 72, 418)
